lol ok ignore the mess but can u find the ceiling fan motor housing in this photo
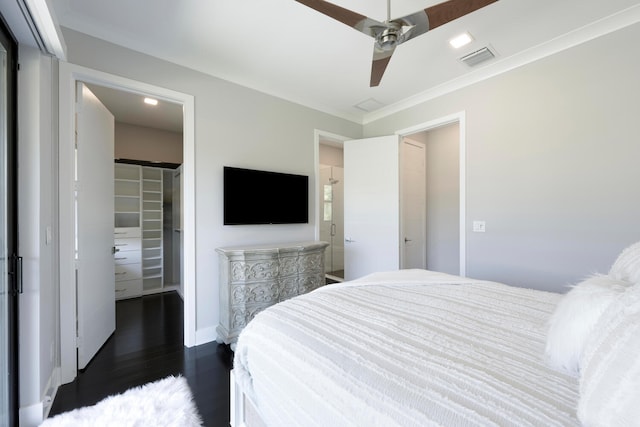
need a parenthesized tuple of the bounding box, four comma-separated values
(377, 25, 402, 51)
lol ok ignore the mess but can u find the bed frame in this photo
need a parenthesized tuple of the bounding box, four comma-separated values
(230, 370, 266, 427)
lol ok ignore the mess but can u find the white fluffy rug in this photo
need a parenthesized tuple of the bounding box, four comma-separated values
(41, 375, 202, 426)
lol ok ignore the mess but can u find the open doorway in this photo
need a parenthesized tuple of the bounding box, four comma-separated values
(319, 143, 344, 282)
(87, 83, 185, 299)
(59, 62, 196, 384)
(314, 114, 465, 282)
(402, 123, 460, 274)
(315, 131, 351, 283)
(397, 112, 466, 276)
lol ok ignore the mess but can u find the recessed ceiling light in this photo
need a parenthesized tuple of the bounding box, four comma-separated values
(449, 32, 473, 49)
(144, 97, 158, 106)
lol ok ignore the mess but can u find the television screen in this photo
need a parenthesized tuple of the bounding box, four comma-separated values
(223, 166, 309, 225)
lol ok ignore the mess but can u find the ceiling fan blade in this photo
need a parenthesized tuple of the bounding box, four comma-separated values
(424, 0, 498, 31)
(294, 0, 385, 37)
(393, 10, 430, 43)
(394, 0, 497, 43)
(370, 45, 395, 87)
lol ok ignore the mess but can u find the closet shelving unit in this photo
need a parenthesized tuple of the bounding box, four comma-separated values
(114, 164, 141, 228)
(114, 163, 143, 299)
(141, 166, 164, 292)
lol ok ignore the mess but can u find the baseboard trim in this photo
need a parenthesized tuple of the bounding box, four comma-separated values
(19, 366, 61, 426)
(42, 366, 61, 420)
(195, 325, 218, 346)
(19, 402, 43, 427)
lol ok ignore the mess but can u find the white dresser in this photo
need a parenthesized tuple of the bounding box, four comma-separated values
(114, 227, 143, 299)
(216, 241, 329, 346)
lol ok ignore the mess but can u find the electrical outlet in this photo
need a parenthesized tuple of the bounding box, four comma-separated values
(473, 221, 486, 233)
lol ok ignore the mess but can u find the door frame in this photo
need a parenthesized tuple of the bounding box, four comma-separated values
(313, 112, 466, 277)
(58, 62, 196, 383)
(396, 111, 467, 276)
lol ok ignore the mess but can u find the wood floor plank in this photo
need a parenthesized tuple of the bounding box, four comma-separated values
(48, 292, 231, 426)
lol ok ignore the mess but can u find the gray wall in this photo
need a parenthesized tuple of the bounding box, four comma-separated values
(115, 122, 183, 164)
(17, 45, 59, 422)
(60, 27, 362, 340)
(364, 22, 640, 292)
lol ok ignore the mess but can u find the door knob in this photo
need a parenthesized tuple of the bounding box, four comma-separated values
(404, 238, 412, 243)
(345, 238, 356, 243)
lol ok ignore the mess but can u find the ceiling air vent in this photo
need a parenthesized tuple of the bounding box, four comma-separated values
(354, 98, 385, 112)
(459, 47, 495, 67)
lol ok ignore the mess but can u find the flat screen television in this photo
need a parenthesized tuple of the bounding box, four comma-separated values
(223, 166, 309, 225)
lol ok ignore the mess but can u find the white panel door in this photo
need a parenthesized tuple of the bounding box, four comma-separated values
(343, 136, 400, 281)
(76, 82, 115, 369)
(401, 140, 427, 269)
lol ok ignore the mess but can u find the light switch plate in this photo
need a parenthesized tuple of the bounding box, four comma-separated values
(473, 221, 486, 233)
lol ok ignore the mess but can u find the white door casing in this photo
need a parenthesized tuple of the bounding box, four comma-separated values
(396, 111, 466, 276)
(314, 112, 466, 282)
(59, 62, 196, 384)
(343, 136, 400, 281)
(75, 82, 115, 369)
(400, 139, 427, 269)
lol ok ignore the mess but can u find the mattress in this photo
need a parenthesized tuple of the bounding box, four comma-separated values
(234, 269, 580, 426)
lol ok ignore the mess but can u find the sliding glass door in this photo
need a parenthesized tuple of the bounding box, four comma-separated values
(0, 14, 18, 427)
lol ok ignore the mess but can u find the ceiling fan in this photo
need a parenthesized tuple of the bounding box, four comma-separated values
(295, 0, 498, 86)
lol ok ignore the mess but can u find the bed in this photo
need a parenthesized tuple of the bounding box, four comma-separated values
(232, 244, 640, 426)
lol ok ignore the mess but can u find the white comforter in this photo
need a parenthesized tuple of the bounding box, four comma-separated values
(234, 269, 579, 426)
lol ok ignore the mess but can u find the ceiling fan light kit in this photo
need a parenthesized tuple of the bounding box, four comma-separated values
(295, 0, 498, 86)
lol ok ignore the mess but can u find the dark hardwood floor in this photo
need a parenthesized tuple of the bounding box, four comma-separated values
(48, 292, 232, 426)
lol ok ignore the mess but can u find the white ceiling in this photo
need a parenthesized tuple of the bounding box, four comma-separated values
(50, 0, 640, 124)
(86, 84, 183, 133)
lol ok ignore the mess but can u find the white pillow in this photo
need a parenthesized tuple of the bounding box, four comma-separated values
(609, 241, 640, 284)
(578, 284, 640, 426)
(545, 275, 630, 376)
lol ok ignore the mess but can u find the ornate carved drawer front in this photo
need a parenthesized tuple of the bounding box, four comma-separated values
(231, 281, 279, 305)
(299, 253, 324, 274)
(299, 274, 324, 294)
(231, 304, 270, 331)
(216, 241, 329, 346)
(279, 277, 299, 302)
(231, 260, 279, 282)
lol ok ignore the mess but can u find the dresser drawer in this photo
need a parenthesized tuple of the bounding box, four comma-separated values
(114, 238, 141, 252)
(114, 227, 141, 239)
(115, 263, 142, 282)
(114, 251, 142, 265)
